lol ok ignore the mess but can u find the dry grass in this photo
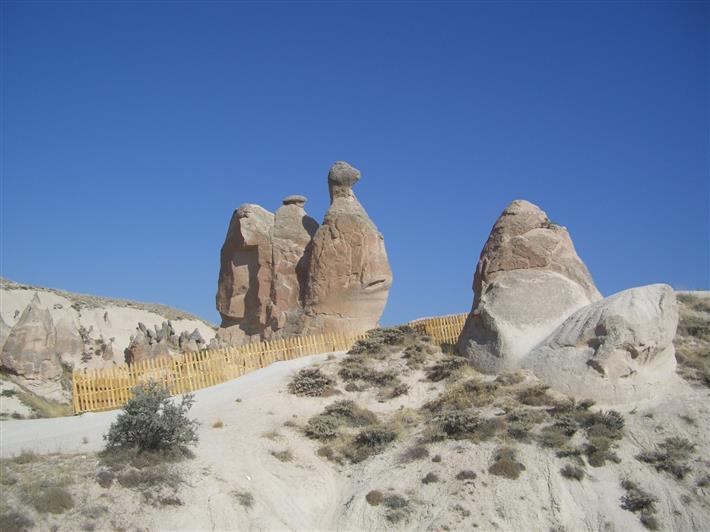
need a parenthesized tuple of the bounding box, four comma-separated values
(270, 449, 294, 462)
(232, 490, 254, 509)
(399, 445, 429, 463)
(620, 479, 659, 530)
(212, 420, 224, 429)
(288, 368, 335, 397)
(421, 472, 439, 484)
(488, 447, 525, 479)
(636, 437, 696, 479)
(560, 464, 584, 481)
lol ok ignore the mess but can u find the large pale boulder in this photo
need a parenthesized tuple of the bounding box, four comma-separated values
(0, 293, 62, 381)
(522, 284, 679, 403)
(267, 195, 319, 336)
(216, 204, 275, 344)
(458, 200, 601, 373)
(302, 162, 393, 334)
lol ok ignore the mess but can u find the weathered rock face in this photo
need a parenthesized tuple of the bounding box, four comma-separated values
(267, 196, 319, 336)
(302, 162, 393, 335)
(216, 204, 275, 344)
(215, 161, 392, 344)
(124, 321, 205, 365)
(457, 200, 601, 373)
(522, 284, 679, 403)
(1, 294, 62, 382)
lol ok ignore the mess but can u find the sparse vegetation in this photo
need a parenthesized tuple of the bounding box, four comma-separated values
(0, 509, 34, 531)
(620, 479, 659, 530)
(271, 449, 293, 462)
(288, 368, 335, 397)
(421, 472, 439, 484)
(366, 490, 383, 505)
(232, 490, 254, 509)
(517, 384, 556, 406)
(399, 445, 429, 463)
(323, 400, 378, 426)
(636, 437, 696, 479)
(104, 381, 198, 452)
(212, 420, 224, 428)
(425, 356, 467, 382)
(29, 486, 74, 514)
(488, 447, 525, 479)
(304, 414, 340, 440)
(560, 464, 584, 481)
(456, 470, 477, 480)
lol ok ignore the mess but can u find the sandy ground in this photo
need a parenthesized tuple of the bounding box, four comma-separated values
(2, 342, 709, 531)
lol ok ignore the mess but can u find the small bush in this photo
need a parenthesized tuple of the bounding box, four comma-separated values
(488, 447, 525, 479)
(436, 410, 481, 438)
(425, 357, 467, 382)
(271, 449, 293, 462)
(432, 454, 442, 463)
(116, 465, 181, 490)
(382, 494, 408, 509)
(31, 486, 74, 514)
(495, 372, 525, 386)
(323, 400, 378, 426)
(0, 509, 34, 532)
(1, 389, 16, 397)
(584, 436, 619, 467)
(348, 327, 413, 356)
(104, 381, 198, 452)
(456, 470, 477, 480)
(399, 445, 429, 463)
(354, 427, 397, 448)
(538, 426, 571, 449)
(232, 490, 254, 509)
(212, 420, 224, 429)
(636, 437, 696, 479)
(422, 472, 439, 484)
(12, 450, 37, 464)
(621, 479, 659, 528)
(304, 415, 340, 440)
(583, 410, 625, 440)
(366, 490, 383, 506)
(288, 368, 335, 397)
(560, 464, 584, 481)
(96, 470, 115, 488)
(517, 384, 556, 406)
(338, 359, 398, 387)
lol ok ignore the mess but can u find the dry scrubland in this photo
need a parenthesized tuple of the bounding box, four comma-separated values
(1, 292, 709, 531)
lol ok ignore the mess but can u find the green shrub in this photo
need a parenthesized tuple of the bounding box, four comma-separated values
(104, 381, 197, 452)
(538, 425, 571, 449)
(425, 357, 467, 382)
(0, 509, 34, 531)
(435, 409, 481, 439)
(488, 447, 525, 479)
(584, 436, 619, 467)
(348, 327, 413, 356)
(323, 400, 378, 426)
(288, 368, 335, 397)
(517, 384, 556, 406)
(354, 427, 396, 448)
(399, 445, 429, 463)
(366, 490, 383, 506)
(31, 486, 74, 514)
(382, 494, 408, 509)
(421, 472, 439, 484)
(338, 359, 398, 387)
(560, 464, 584, 481)
(636, 437, 696, 479)
(304, 415, 340, 440)
(456, 470, 477, 480)
(620, 479, 659, 528)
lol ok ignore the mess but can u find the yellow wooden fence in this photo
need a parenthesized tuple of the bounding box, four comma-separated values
(72, 314, 468, 414)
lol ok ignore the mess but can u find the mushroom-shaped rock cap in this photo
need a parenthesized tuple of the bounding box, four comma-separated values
(328, 161, 360, 187)
(282, 195, 307, 206)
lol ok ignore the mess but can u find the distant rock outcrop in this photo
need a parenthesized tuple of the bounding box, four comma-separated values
(523, 284, 679, 403)
(215, 161, 392, 344)
(302, 162, 393, 334)
(124, 321, 205, 365)
(457, 200, 601, 373)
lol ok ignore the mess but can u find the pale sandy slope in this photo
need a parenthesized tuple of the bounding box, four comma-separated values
(2, 346, 709, 531)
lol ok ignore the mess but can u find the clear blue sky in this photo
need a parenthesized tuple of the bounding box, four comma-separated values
(2, 1, 708, 326)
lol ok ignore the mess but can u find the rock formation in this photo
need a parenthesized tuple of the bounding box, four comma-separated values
(268, 195, 319, 335)
(522, 284, 679, 403)
(457, 200, 601, 373)
(124, 321, 206, 365)
(216, 204, 275, 344)
(302, 162, 393, 334)
(1, 294, 63, 382)
(215, 161, 392, 344)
